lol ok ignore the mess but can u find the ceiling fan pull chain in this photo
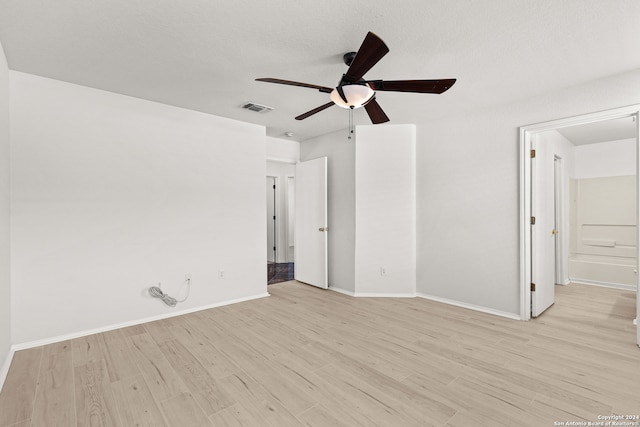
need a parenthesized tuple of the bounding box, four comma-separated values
(348, 107, 354, 140)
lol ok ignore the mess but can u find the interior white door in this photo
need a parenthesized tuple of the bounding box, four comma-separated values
(531, 137, 556, 317)
(294, 157, 328, 289)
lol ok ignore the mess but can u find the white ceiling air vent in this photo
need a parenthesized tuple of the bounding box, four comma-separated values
(241, 102, 273, 113)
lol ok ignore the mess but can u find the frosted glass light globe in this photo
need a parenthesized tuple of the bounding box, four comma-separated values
(330, 84, 375, 109)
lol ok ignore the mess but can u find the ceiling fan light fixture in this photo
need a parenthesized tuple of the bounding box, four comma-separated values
(255, 31, 456, 124)
(330, 84, 374, 109)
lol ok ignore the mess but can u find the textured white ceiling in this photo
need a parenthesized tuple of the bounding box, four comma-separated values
(558, 116, 637, 146)
(0, 0, 639, 141)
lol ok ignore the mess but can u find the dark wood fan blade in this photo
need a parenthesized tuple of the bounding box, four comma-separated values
(344, 32, 389, 82)
(367, 79, 456, 94)
(364, 98, 390, 124)
(295, 102, 335, 120)
(256, 78, 333, 93)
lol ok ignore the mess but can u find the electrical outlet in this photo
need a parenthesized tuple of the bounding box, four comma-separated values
(380, 267, 387, 276)
(218, 270, 225, 279)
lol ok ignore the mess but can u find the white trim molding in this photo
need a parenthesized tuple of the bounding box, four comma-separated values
(417, 293, 522, 321)
(328, 286, 356, 296)
(352, 292, 416, 298)
(332, 286, 520, 315)
(570, 279, 637, 292)
(0, 347, 15, 394)
(328, 286, 415, 298)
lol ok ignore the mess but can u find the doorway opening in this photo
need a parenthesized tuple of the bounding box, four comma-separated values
(266, 161, 296, 284)
(520, 105, 640, 346)
(267, 176, 277, 282)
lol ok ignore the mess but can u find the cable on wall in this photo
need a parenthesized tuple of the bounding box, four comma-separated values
(149, 277, 191, 307)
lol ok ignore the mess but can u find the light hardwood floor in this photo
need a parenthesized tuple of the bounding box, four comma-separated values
(0, 281, 638, 426)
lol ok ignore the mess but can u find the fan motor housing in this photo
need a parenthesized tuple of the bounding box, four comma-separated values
(343, 52, 357, 66)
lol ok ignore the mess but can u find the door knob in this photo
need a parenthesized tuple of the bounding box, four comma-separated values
(552, 229, 558, 235)
(318, 227, 328, 232)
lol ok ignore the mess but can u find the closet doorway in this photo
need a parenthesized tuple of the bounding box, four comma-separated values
(266, 160, 295, 284)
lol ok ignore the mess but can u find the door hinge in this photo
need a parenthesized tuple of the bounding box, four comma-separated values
(273, 246, 276, 251)
(531, 283, 536, 292)
(273, 215, 276, 220)
(273, 184, 276, 189)
(530, 216, 536, 225)
(530, 149, 536, 158)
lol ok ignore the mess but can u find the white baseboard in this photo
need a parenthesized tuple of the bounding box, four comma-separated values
(0, 346, 15, 394)
(11, 292, 270, 352)
(328, 286, 356, 296)
(570, 278, 637, 292)
(416, 293, 522, 320)
(331, 287, 519, 319)
(353, 292, 416, 298)
(328, 286, 415, 298)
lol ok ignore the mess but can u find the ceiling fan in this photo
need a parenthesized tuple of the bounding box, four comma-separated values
(256, 31, 456, 124)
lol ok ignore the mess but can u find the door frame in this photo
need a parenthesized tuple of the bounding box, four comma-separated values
(286, 175, 295, 263)
(519, 104, 640, 322)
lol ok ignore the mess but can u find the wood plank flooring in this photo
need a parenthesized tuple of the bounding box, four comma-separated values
(0, 281, 638, 426)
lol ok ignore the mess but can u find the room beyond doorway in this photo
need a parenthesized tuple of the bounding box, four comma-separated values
(266, 160, 295, 284)
(519, 104, 640, 348)
(267, 176, 277, 282)
(268, 262, 295, 285)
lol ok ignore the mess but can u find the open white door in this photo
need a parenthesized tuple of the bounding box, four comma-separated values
(531, 137, 556, 317)
(294, 157, 328, 289)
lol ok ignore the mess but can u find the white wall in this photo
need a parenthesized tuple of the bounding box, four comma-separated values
(354, 125, 416, 296)
(0, 40, 11, 387)
(574, 138, 636, 179)
(266, 136, 299, 163)
(301, 130, 356, 292)
(417, 69, 640, 317)
(266, 160, 295, 263)
(300, 125, 416, 296)
(10, 72, 267, 345)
